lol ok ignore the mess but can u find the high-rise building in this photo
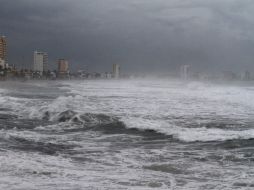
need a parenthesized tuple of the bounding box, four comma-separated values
(0, 59, 5, 69)
(33, 51, 48, 74)
(180, 65, 190, 80)
(0, 36, 7, 61)
(112, 64, 120, 79)
(240, 71, 251, 81)
(57, 59, 69, 74)
(0, 36, 7, 69)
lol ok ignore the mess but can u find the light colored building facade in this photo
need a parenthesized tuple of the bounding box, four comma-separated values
(57, 59, 69, 74)
(112, 64, 120, 79)
(0, 36, 7, 69)
(0, 59, 5, 69)
(180, 65, 190, 80)
(33, 51, 48, 74)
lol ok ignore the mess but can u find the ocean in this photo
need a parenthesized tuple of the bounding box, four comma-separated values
(0, 79, 254, 189)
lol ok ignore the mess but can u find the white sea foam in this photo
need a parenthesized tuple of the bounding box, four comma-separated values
(1, 80, 254, 142)
(57, 80, 254, 142)
(165, 126, 254, 142)
(1, 80, 254, 189)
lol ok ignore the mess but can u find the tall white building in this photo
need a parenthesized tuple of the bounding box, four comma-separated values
(180, 65, 190, 80)
(33, 51, 48, 74)
(113, 64, 120, 79)
(0, 58, 5, 69)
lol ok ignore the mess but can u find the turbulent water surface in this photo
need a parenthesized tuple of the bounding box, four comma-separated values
(0, 79, 254, 190)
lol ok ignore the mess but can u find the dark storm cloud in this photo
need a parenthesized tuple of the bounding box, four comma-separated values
(1, 0, 254, 73)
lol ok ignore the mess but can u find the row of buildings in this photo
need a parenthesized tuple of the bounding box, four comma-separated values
(180, 64, 253, 81)
(0, 35, 121, 80)
(33, 51, 70, 78)
(33, 51, 120, 79)
(1, 35, 252, 81)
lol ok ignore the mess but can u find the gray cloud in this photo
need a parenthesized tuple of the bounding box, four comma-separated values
(1, 0, 254, 73)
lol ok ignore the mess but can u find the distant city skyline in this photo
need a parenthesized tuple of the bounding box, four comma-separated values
(1, 0, 254, 73)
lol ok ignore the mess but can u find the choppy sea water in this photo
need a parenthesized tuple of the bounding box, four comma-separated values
(0, 79, 254, 190)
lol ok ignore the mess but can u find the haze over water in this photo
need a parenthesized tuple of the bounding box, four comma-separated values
(0, 79, 254, 189)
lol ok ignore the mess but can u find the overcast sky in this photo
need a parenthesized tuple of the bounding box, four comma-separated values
(1, 0, 254, 73)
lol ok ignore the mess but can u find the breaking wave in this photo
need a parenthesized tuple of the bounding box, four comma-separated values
(2, 81, 254, 144)
(2, 80, 254, 189)
(36, 109, 254, 143)
(39, 110, 170, 138)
